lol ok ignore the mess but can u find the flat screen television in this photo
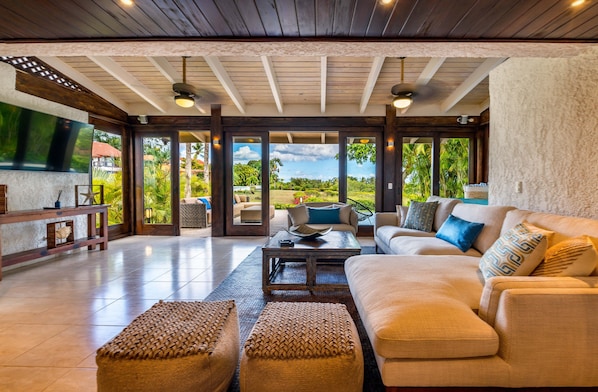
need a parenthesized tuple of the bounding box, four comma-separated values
(0, 101, 94, 173)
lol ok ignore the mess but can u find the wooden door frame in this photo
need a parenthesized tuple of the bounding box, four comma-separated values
(224, 130, 270, 236)
(133, 130, 180, 236)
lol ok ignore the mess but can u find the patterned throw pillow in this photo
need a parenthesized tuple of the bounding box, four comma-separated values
(402, 201, 438, 232)
(532, 235, 598, 277)
(479, 223, 547, 280)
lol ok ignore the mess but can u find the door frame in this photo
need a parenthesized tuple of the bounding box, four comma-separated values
(224, 130, 270, 236)
(133, 130, 180, 235)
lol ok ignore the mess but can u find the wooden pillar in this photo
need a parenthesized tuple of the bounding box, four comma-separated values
(210, 105, 224, 237)
(383, 104, 397, 211)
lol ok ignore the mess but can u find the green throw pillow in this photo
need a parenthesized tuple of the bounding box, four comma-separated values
(479, 223, 547, 280)
(402, 201, 438, 232)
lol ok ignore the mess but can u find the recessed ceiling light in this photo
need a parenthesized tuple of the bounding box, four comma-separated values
(120, 0, 134, 6)
(571, 0, 586, 7)
(380, 0, 394, 5)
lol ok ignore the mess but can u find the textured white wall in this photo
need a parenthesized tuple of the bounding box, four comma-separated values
(489, 47, 598, 219)
(0, 63, 91, 257)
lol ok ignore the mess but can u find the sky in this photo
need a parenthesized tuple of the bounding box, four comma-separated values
(234, 142, 376, 182)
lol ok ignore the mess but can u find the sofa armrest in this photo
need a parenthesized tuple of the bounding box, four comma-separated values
(479, 276, 598, 325)
(488, 286, 598, 385)
(374, 212, 399, 232)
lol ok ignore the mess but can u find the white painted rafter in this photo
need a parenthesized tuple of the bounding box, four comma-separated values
(38, 56, 130, 112)
(88, 56, 167, 113)
(321, 56, 327, 113)
(190, 131, 206, 142)
(203, 56, 246, 114)
(261, 56, 283, 113)
(359, 56, 385, 113)
(441, 57, 506, 112)
(416, 57, 446, 85)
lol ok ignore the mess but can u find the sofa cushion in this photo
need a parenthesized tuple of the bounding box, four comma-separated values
(532, 235, 598, 277)
(503, 209, 598, 248)
(376, 225, 435, 246)
(479, 223, 547, 280)
(403, 201, 438, 232)
(389, 236, 482, 257)
(345, 255, 496, 359)
(307, 206, 341, 224)
(427, 196, 463, 232)
(451, 204, 515, 253)
(287, 205, 309, 226)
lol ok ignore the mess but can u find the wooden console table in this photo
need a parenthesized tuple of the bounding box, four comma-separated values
(0, 204, 108, 280)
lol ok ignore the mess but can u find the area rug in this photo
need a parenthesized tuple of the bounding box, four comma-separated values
(205, 245, 384, 392)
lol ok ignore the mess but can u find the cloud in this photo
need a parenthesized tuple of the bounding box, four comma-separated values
(271, 144, 338, 162)
(233, 146, 260, 162)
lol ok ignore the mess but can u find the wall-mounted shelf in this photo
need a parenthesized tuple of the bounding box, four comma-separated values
(0, 204, 108, 280)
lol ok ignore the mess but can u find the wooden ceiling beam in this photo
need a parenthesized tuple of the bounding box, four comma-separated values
(38, 56, 129, 112)
(203, 56, 246, 114)
(359, 56, 385, 114)
(88, 56, 167, 113)
(441, 58, 507, 113)
(261, 56, 283, 113)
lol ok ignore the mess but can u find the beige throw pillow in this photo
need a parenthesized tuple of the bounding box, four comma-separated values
(532, 235, 598, 277)
(287, 205, 309, 226)
(332, 204, 353, 225)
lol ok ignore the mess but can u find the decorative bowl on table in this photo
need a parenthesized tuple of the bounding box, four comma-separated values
(287, 224, 332, 239)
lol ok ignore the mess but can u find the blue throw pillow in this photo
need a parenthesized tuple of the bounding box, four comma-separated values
(307, 207, 340, 224)
(198, 197, 211, 210)
(435, 214, 484, 252)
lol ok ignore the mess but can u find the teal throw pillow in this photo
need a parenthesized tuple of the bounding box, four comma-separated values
(402, 201, 438, 232)
(435, 214, 484, 252)
(307, 207, 341, 224)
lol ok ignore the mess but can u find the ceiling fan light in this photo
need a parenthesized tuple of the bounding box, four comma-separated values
(174, 93, 195, 108)
(392, 94, 413, 109)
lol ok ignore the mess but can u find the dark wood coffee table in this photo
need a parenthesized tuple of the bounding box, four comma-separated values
(262, 230, 361, 293)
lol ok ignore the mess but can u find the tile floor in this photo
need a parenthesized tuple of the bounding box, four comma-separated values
(0, 227, 374, 391)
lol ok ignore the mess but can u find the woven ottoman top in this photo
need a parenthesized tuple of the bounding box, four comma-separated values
(97, 300, 235, 360)
(243, 302, 357, 360)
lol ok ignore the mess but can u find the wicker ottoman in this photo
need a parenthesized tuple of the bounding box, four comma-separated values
(96, 300, 239, 392)
(240, 302, 363, 392)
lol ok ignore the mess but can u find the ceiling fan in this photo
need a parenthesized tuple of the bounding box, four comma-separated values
(173, 56, 196, 108)
(390, 57, 440, 112)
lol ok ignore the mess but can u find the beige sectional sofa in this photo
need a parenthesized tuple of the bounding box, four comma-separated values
(347, 200, 598, 388)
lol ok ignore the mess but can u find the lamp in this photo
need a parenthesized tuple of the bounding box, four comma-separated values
(174, 93, 195, 108)
(387, 140, 395, 147)
(392, 93, 413, 109)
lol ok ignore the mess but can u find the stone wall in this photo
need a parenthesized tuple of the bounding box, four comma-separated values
(0, 62, 90, 257)
(488, 47, 598, 219)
